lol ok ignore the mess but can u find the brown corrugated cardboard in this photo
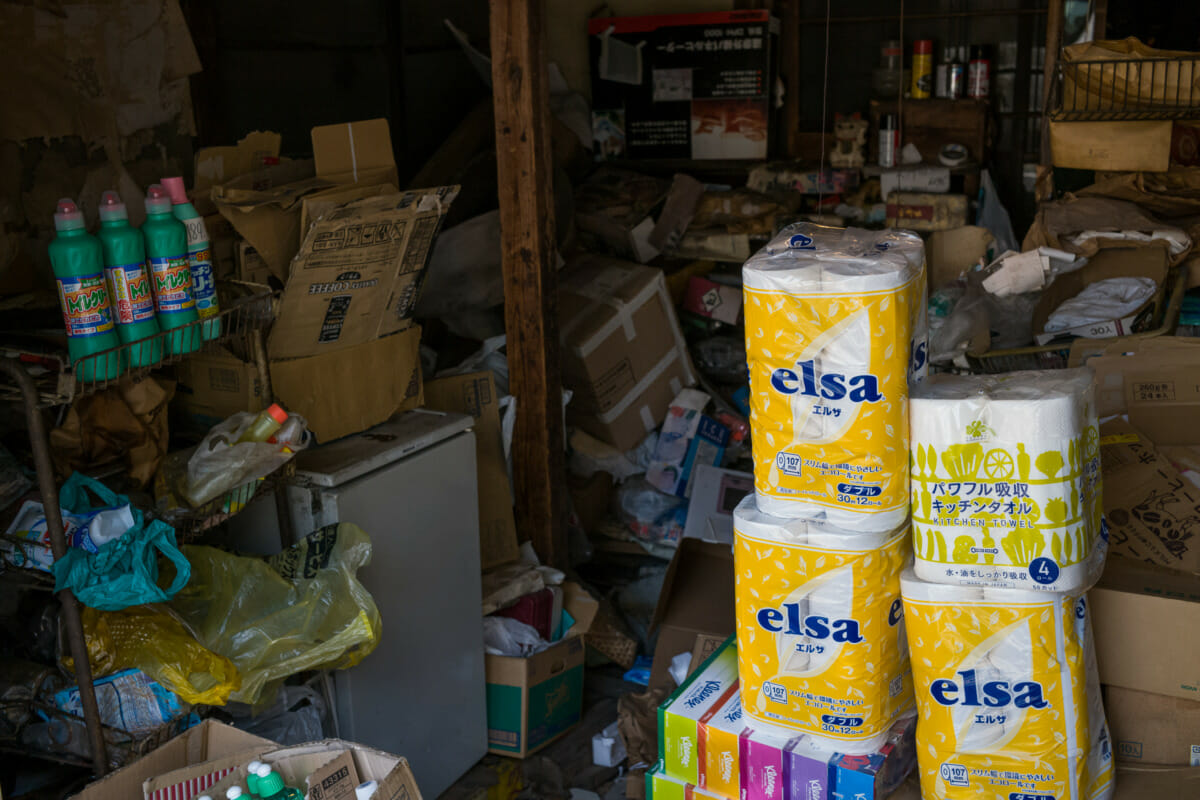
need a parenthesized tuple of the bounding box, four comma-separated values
(194, 131, 282, 195)
(885, 192, 968, 231)
(1112, 763, 1200, 796)
(174, 347, 267, 427)
(485, 582, 598, 757)
(75, 720, 273, 800)
(1075, 337, 1200, 445)
(1033, 246, 1169, 344)
(559, 256, 696, 451)
(1049, 120, 1173, 172)
(1105, 685, 1200, 765)
(268, 188, 457, 361)
(1100, 419, 1200, 573)
(926, 226, 994, 289)
(160, 738, 422, 800)
(237, 240, 274, 285)
(1091, 555, 1200, 701)
(424, 371, 520, 570)
(271, 326, 424, 443)
(300, 182, 399, 242)
(648, 538, 735, 691)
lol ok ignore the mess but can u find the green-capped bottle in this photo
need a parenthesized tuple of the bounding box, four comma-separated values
(142, 184, 200, 355)
(162, 176, 221, 340)
(97, 190, 161, 366)
(254, 766, 303, 800)
(48, 198, 124, 382)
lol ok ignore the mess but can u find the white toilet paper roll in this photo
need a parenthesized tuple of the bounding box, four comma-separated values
(910, 368, 1104, 593)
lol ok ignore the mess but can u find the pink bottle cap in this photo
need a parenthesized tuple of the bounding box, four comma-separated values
(99, 190, 127, 222)
(53, 198, 85, 231)
(161, 176, 189, 205)
(145, 184, 173, 215)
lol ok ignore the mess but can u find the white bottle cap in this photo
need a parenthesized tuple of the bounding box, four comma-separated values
(256, 764, 273, 778)
(197, 796, 213, 800)
(227, 788, 244, 800)
(248, 761, 263, 773)
(355, 781, 378, 800)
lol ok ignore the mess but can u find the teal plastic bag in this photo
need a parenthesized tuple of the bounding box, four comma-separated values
(52, 473, 190, 611)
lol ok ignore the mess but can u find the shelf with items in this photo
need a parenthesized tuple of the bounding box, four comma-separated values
(154, 461, 297, 543)
(0, 282, 274, 408)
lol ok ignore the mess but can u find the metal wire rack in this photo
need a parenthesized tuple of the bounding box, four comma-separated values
(1052, 56, 1200, 121)
(0, 284, 275, 408)
(154, 461, 297, 542)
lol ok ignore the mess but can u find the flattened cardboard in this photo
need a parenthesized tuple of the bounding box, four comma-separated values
(1105, 685, 1200, 765)
(1033, 245, 1168, 344)
(75, 720, 273, 800)
(1049, 120, 1173, 172)
(270, 326, 424, 443)
(649, 538, 735, 691)
(1091, 556, 1200, 701)
(926, 226, 994, 289)
(424, 371, 520, 569)
(1112, 764, 1200, 797)
(559, 256, 696, 451)
(1076, 336, 1200, 445)
(194, 131, 282, 194)
(485, 581, 598, 757)
(1100, 420, 1200, 574)
(268, 188, 458, 361)
(301, 183, 400, 241)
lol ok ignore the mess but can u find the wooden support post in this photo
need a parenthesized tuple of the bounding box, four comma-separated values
(778, 0, 801, 158)
(489, 0, 567, 567)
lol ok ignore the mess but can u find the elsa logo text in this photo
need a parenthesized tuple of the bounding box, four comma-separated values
(930, 670, 1049, 709)
(756, 603, 864, 643)
(770, 360, 883, 403)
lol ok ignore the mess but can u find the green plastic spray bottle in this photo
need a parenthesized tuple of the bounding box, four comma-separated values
(48, 198, 124, 382)
(96, 190, 161, 366)
(162, 176, 221, 340)
(254, 765, 303, 800)
(142, 184, 200, 355)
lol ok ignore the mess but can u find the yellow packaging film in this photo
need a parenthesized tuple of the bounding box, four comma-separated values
(733, 497, 914, 752)
(910, 369, 1106, 593)
(743, 223, 926, 531)
(901, 570, 1115, 800)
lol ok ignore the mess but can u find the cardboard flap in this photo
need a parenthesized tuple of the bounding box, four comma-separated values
(1076, 337, 1200, 443)
(125, 721, 275, 800)
(195, 131, 283, 194)
(562, 580, 599, 636)
(650, 538, 734, 635)
(1099, 555, 1200, 598)
(211, 160, 325, 211)
(312, 118, 399, 186)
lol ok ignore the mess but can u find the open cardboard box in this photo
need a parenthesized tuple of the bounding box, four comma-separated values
(485, 581, 598, 758)
(74, 720, 274, 800)
(648, 538, 735, 691)
(1033, 245, 1170, 344)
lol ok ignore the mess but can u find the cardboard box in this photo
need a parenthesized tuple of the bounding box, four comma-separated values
(196, 739, 422, 800)
(1100, 420, 1200, 573)
(424, 371, 520, 570)
(646, 766, 724, 799)
(575, 170, 703, 264)
(236, 240, 274, 285)
(1049, 120, 1173, 172)
(646, 389, 730, 498)
(559, 256, 697, 451)
(682, 465, 753, 545)
(174, 347, 268, 429)
(1105, 685, 1200, 765)
(587, 11, 778, 160)
(270, 325, 424, 443)
(649, 538, 735, 691)
(682, 276, 742, 325)
(74, 720, 274, 800)
(194, 130, 283, 195)
(879, 165, 951, 200)
(1112, 763, 1200, 797)
(745, 163, 860, 195)
(268, 188, 457, 362)
(213, 119, 404, 283)
(926, 225, 994, 289)
(485, 581, 598, 758)
(1072, 336, 1200, 445)
(1033, 245, 1169, 344)
(1090, 556, 1200, 701)
(885, 192, 967, 231)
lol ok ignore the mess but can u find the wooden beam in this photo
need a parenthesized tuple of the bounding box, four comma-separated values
(489, 0, 567, 567)
(777, 0, 801, 158)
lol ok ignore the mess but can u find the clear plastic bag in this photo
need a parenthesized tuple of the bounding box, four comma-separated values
(184, 412, 309, 506)
(169, 523, 381, 706)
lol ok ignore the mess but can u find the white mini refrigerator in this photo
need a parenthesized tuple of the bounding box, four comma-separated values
(282, 410, 485, 797)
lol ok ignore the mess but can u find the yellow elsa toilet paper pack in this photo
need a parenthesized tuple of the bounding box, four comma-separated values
(743, 223, 925, 531)
(733, 497, 914, 753)
(901, 571, 1115, 800)
(910, 369, 1105, 593)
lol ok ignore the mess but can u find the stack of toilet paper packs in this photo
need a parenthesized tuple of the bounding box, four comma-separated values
(903, 368, 1115, 800)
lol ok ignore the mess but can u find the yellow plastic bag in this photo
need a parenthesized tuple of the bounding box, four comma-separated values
(74, 605, 241, 706)
(170, 523, 381, 705)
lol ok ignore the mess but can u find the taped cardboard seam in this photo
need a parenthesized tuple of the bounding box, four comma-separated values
(572, 278, 661, 357)
(595, 348, 680, 425)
